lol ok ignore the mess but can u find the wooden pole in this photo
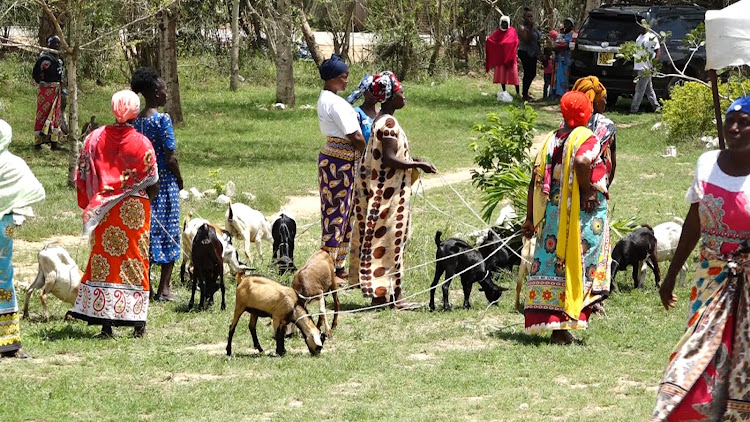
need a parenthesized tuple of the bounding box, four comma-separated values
(709, 69, 725, 149)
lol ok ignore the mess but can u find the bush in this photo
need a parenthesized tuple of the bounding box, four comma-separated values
(470, 104, 537, 221)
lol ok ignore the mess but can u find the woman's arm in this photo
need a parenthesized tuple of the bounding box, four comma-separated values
(659, 203, 701, 310)
(381, 136, 435, 173)
(573, 154, 597, 213)
(521, 172, 536, 238)
(147, 181, 160, 201)
(346, 130, 366, 152)
(164, 151, 183, 190)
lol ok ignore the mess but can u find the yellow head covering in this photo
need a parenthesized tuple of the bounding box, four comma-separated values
(571, 76, 607, 104)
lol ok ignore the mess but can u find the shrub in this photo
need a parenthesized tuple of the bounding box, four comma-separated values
(470, 104, 537, 221)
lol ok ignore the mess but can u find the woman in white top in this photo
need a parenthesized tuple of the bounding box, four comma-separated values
(316, 54, 366, 278)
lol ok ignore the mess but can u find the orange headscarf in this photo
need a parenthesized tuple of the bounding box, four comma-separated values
(560, 91, 593, 128)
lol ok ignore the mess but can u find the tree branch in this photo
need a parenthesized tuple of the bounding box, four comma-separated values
(35, 0, 70, 53)
(0, 36, 60, 54)
(78, 0, 177, 49)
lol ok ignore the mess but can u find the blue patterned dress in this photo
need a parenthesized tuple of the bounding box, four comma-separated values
(354, 106, 374, 145)
(134, 113, 180, 264)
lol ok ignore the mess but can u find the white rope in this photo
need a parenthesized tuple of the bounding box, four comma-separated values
(151, 215, 183, 250)
(441, 175, 488, 227)
(413, 184, 480, 231)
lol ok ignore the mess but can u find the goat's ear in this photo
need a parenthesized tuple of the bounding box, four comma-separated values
(320, 332, 327, 344)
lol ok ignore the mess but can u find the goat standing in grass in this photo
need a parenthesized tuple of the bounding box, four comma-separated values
(226, 273, 325, 356)
(189, 223, 226, 311)
(292, 250, 340, 336)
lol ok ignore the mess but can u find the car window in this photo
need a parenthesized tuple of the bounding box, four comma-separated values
(578, 16, 643, 44)
(652, 17, 703, 40)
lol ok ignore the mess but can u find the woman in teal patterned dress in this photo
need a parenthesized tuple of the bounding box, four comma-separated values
(131, 67, 183, 302)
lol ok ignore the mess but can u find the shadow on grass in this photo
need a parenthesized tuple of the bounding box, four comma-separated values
(488, 328, 551, 346)
(38, 324, 96, 341)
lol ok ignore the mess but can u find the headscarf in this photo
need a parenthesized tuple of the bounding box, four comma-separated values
(47, 35, 60, 46)
(727, 96, 750, 116)
(112, 90, 140, 124)
(0, 120, 46, 217)
(346, 74, 374, 104)
(564, 17, 575, 26)
(75, 93, 158, 234)
(486, 18, 519, 72)
(560, 91, 593, 128)
(370, 71, 402, 103)
(319, 54, 349, 81)
(571, 76, 607, 105)
(500, 15, 511, 30)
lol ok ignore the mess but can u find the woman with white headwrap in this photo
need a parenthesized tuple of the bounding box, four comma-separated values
(68, 90, 159, 338)
(0, 119, 45, 358)
(485, 16, 520, 96)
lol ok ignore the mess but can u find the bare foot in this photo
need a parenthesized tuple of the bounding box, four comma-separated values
(97, 325, 114, 339)
(133, 326, 146, 338)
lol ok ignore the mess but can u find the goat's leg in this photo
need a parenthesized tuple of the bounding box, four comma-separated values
(679, 263, 688, 287)
(188, 271, 197, 310)
(442, 268, 455, 311)
(198, 280, 207, 311)
(179, 260, 187, 286)
(272, 318, 286, 356)
(331, 290, 340, 331)
(220, 271, 226, 311)
(632, 263, 641, 289)
(40, 290, 49, 321)
(461, 277, 473, 309)
(248, 314, 263, 353)
(649, 252, 661, 288)
(318, 296, 330, 337)
(429, 263, 445, 312)
(226, 306, 244, 356)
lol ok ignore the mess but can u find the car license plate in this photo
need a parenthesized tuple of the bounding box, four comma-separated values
(597, 52, 614, 66)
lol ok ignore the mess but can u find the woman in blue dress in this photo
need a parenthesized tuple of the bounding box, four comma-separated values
(347, 74, 378, 145)
(131, 67, 183, 302)
(551, 18, 575, 99)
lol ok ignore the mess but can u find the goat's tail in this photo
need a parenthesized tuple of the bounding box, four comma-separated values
(435, 231, 442, 247)
(673, 217, 685, 225)
(183, 212, 193, 231)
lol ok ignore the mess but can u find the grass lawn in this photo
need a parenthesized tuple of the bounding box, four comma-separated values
(1, 59, 711, 421)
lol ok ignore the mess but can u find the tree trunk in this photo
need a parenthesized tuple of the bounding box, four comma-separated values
(230, 0, 240, 91)
(38, 11, 57, 46)
(341, 0, 355, 62)
(544, 0, 555, 30)
(427, 0, 443, 75)
(274, 0, 295, 106)
(65, 0, 79, 188)
(159, 5, 184, 123)
(295, 0, 324, 66)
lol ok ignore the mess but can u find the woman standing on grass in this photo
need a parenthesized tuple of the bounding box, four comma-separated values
(485, 15, 520, 96)
(349, 71, 437, 309)
(0, 120, 45, 358)
(316, 55, 366, 279)
(521, 91, 611, 344)
(347, 74, 378, 146)
(652, 97, 750, 421)
(550, 18, 575, 99)
(70, 90, 159, 338)
(571, 76, 617, 186)
(131, 67, 183, 302)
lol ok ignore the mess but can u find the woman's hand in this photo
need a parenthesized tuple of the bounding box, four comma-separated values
(659, 276, 678, 310)
(418, 161, 437, 174)
(580, 188, 598, 213)
(521, 218, 535, 239)
(177, 177, 184, 191)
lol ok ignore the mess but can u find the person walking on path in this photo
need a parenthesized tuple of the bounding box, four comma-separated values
(630, 24, 662, 114)
(316, 55, 366, 279)
(652, 97, 750, 421)
(486, 15, 520, 97)
(517, 8, 542, 102)
(69, 90, 159, 338)
(32, 35, 64, 150)
(131, 67, 183, 302)
(0, 119, 45, 358)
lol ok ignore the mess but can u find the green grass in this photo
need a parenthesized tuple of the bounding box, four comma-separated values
(1, 61, 708, 421)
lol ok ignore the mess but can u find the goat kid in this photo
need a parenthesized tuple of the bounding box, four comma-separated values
(292, 250, 340, 336)
(225, 202, 273, 265)
(23, 243, 81, 320)
(611, 225, 661, 290)
(188, 223, 226, 311)
(641, 218, 686, 287)
(180, 214, 243, 286)
(226, 273, 325, 356)
(271, 212, 297, 275)
(429, 231, 507, 312)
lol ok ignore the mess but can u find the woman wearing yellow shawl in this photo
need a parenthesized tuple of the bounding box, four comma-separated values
(521, 91, 612, 344)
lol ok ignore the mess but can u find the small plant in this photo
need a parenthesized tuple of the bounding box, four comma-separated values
(470, 104, 537, 222)
(208, 168, 226, 193)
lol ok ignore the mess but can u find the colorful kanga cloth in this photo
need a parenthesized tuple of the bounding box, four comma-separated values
(486, 27, 520, 85)
(34, 84, 62, 145)
(134, 113, 181, 264)
(0, 215, 21, 353)
(71, 124, 158, 327)
(349, 115, 417, 299)
(558, 113, 616, 194)
(652, 150, 750, 421)
(524, 127, 611, 334)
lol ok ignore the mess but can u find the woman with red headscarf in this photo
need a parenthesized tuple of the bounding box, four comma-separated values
(521, 91, 611, 344)
(485, 16, 520, 96)
(69, 90, 159, 338)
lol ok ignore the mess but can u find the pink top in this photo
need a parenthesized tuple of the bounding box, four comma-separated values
(687, 150, 750, 256)
(542, 56, 554, 74)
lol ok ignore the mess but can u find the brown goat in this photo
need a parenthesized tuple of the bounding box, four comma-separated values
(292, 250, 340, 337)
(226, 273, 325, 356)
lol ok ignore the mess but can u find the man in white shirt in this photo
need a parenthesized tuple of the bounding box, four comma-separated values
(630, 24, 662, 114)
(316, 54, 366, 279)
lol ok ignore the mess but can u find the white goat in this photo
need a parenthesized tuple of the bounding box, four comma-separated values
(23, 243, 81, 320)
(225, 202, 272, 265)
(180, 214, 244, 285)
(640, 217, 686, 287)
(515, 236, 536, 312)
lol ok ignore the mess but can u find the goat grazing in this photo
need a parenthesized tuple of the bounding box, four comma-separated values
(226, 273, 325, 356)
(225, 202, 273, 265)
(188, 223, 226, 311)
(292, 250, 340, 336)
(429, 231, 507, 311)
(271, 212, 297, 275)
(180, 214, 243, 286)
(515, 236, 537, 312)
(611, 225, 661, 290)
(642, 218, 686, 287)
(22, 243, 81, 320)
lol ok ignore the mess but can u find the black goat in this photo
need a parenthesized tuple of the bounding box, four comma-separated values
(611, 225, 660, 291)
(189, 223, 226, 311)
(481, 226, 523, 274)
(272, 213, 297, 275)
(429, 231, 508, 311)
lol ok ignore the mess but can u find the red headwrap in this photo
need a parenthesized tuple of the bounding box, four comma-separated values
(560, 91, 593, 128)
(370, 71, 402, 103)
